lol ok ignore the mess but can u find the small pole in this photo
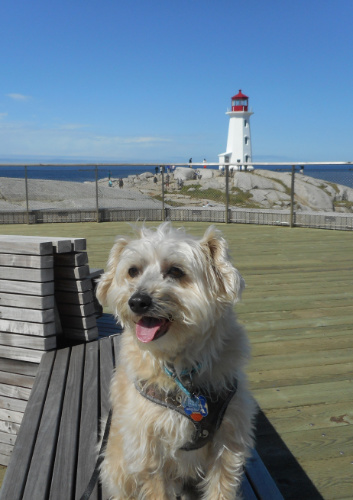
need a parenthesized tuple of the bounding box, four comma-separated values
(225, 165, 229, 223)
(290, 165, 295, 228)
(24, 165, 30, 224)
(95, 165, 100, 222)
(161, 166, 165, 221)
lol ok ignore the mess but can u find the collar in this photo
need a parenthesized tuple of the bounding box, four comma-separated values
(163, 362, 202, 400)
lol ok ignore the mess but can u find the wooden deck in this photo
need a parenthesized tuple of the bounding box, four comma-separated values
(0, 221, 352, 499)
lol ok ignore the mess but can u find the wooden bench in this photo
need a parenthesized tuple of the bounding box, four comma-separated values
(0, 235, 104, 465)
(1, 318, 284, 500)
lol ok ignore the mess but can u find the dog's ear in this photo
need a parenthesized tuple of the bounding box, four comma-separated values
(96, 237, 129, 306)
(200, 226, 245, 303)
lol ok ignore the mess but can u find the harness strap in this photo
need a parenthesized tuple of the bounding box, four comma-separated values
(135, 381, 237, 451)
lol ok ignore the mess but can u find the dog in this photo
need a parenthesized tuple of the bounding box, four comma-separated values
(96, 223, 255, 499)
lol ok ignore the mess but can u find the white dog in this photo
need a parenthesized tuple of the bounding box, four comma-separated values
(96, 223, 255, 500)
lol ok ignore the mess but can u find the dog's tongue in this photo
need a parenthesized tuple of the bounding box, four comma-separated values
(136, 317, 166, 343)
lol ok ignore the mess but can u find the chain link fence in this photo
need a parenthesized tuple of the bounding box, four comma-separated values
(0, 163, 352, 229)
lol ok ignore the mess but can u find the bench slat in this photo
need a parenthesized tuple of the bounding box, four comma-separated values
(0, 318, 56, 336)
(0, 404, 26, 421)
(0, 332, 56, 350)
(0, 279, 54, 296)
(0, 266, 54, 282)
(99, 336, 115, 424)
(99, 337, 115, 500)
(0, 253, 53, 269)
(112, 333, 121, 359)
(55, 278, 92, 293)
(56, 301, 95, 317)
(0, 369, 35, 388)
(75, 342, 99, 500)
(0, 357, 39, 376)
(0, 237, 53, 255)
(49, 344, 85, 500)
(0, 420, 20, 434)
(54, 264, 90, 279)
(54, 252, 88, 267)
(0, 351, 55, 499)
(60, 314, 97, 329)
(0, 345, 46, 363)
(246, 448, 284, 499)
(62, 326, 99, 342)
(0, 236, 83, 254)
(0, 382, 31, 400)
(240, 474, 260, 500)
(0, 305, 55, 323)
(22, 349, 70, 500)
(55, 290, 94, 305)
(0, 291, 55, 309)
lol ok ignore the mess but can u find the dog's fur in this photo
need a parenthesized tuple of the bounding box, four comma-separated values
(96, 223, 255, 499)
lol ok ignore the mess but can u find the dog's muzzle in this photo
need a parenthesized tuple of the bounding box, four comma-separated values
(129, 292, 171, 343)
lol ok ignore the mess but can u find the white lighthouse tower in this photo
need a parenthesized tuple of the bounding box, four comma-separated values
(218, 90, 254, 171)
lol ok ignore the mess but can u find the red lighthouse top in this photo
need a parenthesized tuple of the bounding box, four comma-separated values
(231, 90, 249, 111)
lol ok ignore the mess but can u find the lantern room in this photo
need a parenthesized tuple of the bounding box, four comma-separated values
(231, 90, 249, 111)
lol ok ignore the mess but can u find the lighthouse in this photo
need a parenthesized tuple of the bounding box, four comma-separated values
(218, 90, 254, 171)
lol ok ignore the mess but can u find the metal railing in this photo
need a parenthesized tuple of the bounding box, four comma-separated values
(0, 162, 352, 230)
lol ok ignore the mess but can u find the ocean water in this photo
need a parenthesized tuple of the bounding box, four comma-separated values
(0, 164, 352, 189)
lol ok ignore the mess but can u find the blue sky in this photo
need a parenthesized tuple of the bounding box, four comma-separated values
(0, 0, 352, 163)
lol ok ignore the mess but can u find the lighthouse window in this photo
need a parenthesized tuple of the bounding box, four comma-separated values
(244, 120, 247, 127)
(245, 136, 248, 145)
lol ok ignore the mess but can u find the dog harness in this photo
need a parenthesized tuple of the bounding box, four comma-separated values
(135, 368, 237, 451)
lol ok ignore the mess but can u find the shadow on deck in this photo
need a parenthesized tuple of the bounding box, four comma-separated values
(256, 410, 324, 500)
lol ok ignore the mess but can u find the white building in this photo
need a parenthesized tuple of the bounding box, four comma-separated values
(218, 90, 254, 171)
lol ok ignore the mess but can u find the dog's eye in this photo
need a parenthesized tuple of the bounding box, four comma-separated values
(166, 266, 185, 279)
(128, 267, 139, 278)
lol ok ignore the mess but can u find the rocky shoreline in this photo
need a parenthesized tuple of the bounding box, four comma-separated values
(0, 168, 352, 213)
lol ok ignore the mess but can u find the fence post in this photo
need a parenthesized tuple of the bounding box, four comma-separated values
(225, 165, 229, 223)
(161, 166, 165, 221)
(95, 165, 100, 222)
(24, 165, 30, 224)
(290, 165, 295, 228)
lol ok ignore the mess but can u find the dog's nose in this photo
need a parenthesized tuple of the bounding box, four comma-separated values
(128, 292, 152, 314)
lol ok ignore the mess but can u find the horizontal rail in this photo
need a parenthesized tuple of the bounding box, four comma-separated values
(0, 161, 352, 168)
